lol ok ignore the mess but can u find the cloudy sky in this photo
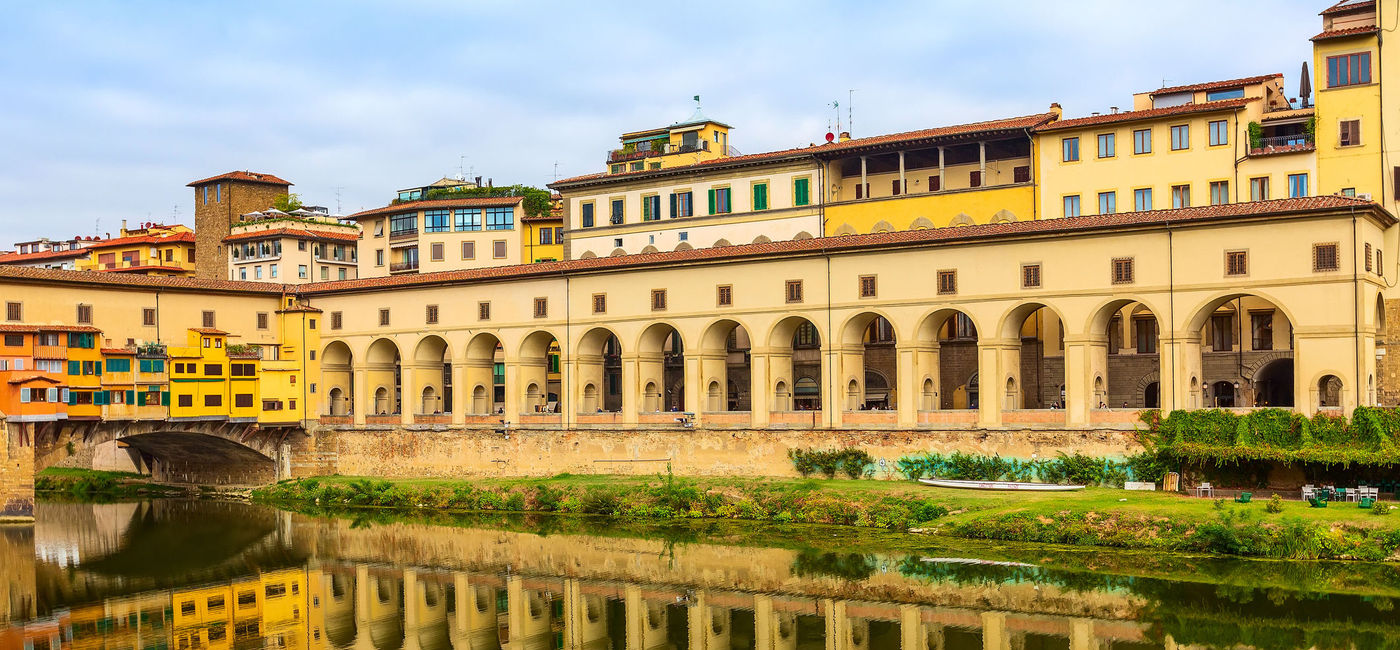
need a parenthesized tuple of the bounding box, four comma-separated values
(0, 1, 1321, 244)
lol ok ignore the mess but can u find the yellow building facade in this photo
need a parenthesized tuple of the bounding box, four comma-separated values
(76, 223, 197, 277)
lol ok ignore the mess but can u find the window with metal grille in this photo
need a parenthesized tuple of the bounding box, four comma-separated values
(143, 308, 156, 326)
(651, 289, 667, 311)
(478, 302, 491, 320)
(378, 309, 390, 326)
(256, 313, 268, 329)
(937, 270, 957, 295)
(5, 302, 19, 321)
(1112, 257, 1134, 284)
(1021, 264, 1041, 288)
(77, 304, 92, 324)
(331, 312, 342, 329)
(533, 297, 548, 318)
(426, 305, 438, 324)
(717, 285, 732, 306)
(858, 275, 877, 298)
(592, 293, 606, 314)
(1225, 251, 1247, 276)
(204, 394, 222, 407)
(1313, 243, 1340, 271)
(785, 280, 803, 303)
(202, 310, 215, 328)
(1013, 166, 1030, 183)
(1365, 243, 1373, 272)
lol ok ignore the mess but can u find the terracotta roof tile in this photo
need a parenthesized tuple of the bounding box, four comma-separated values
(0, 248, 91, 264)
(347, 196, 525, 220)
(0, 323, 103, 333)
(1035, 98, 1255, 132)
(101, 348, 135, 355)
(222, 227, 361, 243)
(187, 171, 293, 187)
(1248, 143, 1316, 157)
(551, 112, 1057, 188)
(0, 265, 289, 294)
(1311, 25, 1379, 41)
(299, 196, 1382, 295)
(1321, 0, 1374, 15)
(189, 328, 229, 335)
(101, 265, 192, 274)
(0, 325, 38, 333)
(86, 231, 195, 249)
(7, 375, 61, 385)
(1148, 74, 1282, 96)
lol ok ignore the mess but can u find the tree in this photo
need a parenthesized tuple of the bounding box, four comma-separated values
(273, 193, 304, 212)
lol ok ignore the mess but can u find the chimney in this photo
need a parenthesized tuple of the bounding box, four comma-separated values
(488, 178, 493, 188)
(838, 131, 851, 142)
(1049, 102, 1063, 119)
(1110, 106, 1119, 114)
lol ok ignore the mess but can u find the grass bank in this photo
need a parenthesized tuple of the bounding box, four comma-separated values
(36, 468, 192, 499)
(252, 473, 1400, 561)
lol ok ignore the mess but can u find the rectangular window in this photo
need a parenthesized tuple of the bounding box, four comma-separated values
(670, 191, 694, 217)
(1098, 191, 1116, 214)
(1133, 128, 1152, 154)
(937, 270, 957, 295)
(610, 198, 624, 224)
(581, 202, 595, 228)
(203, 363, 221, 376)
(1288, 173, 1309, 198)
(891, 179, 902, 195)
(793, 178, 810, 206)
(178, 394, 193, 407)
(928, 174, 941, 191)
(77, 304, 92, 324)
(539, 228, 552, 245)
(1208, 120, 1229, 146)
(1249, 176, 1270, 201)
(785, 280, 804, 303)
(1366, 242, 1373, 272)
(256, 313, 268, 330)
(478, 301, 491, 320)
(1226, 250, 1247, 276)
(1112, 257, 1134, 284)
(1134, 188, 1153, 211)
(1209, 180, 1229, 205)
(461, 241, 475, 259)
(378, 308, 390, 326)
(430, 242, 444, 261)
(969, 170, 982, 187)
(1251, 312, 1274, 351)
(651, 289, 667, 311)
(1021, 263, 1041, 289)
(454, 208, 481, 231)
(1013, 165, 1031, 183)
(1062, 137, 1079, 162)
(374, 220, 384, 237)
(3, 334, 22, 346)
(1211, 314, 1234, 352)
(1327, 52, 1372, 87)
(752, 182, 769, 210)
(1171, 184, 1191, 208)
(492, 240, 507, 259)
(423, 209, 450, 232)
(426, 304, 439, 324)
(484, 207, 514, 230)
(592, 293, 606, 314)
(533, 297, 548, 318)
(204, 394, 222, 407)
(202, 310, 215, 328)
(1340, 119, 1361, 147)
(331, 312, 342, 329)
(858, 275, 877, 298)
(709, 187, 731, 214)
(235, 394, 253, 408)
(641, 195, 661, 221)
(5, 302, 19, 321)
(1314, 242, 1340, 271)
(1097, 133, 1115, 158)
(1170, 124, 1189, 150)
(1063, 194, 1081, 217)
(389, 213, 418, 236)
(717, 285, 733, 306)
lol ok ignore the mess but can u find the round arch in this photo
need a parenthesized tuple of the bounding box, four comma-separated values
(1183, 290, 1302, 335)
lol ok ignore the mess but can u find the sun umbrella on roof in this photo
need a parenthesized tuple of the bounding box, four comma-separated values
(240, 211, 264, 220)
(288, 208, 315, 216)
(262, 208, 288, 217)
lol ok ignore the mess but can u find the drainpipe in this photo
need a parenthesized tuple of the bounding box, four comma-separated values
(1354, 207, 1362, 407)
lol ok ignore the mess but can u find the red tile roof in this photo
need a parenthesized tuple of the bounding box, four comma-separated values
(298, 196, 1384, 295)
(1321, 0, 1374, 15)
(1035, 98, 1255, 132)
(99, 265, 192, 274)
(222, 227, 361, 244)
(0, 323, 103, 333)
(1148, 74, 1282, 97)
(550, 112, 1057, 188)
(101, 348, 135, 355)
(0, 248, 91, 264)
(189, 328, 229, 335)
(347, 196, 525, 220)
(187, 171, 293, 187)
(1311, 25, 1379, 41)
(7, 375, 61, 385)
(87, 231, 195, 249)
(0, 265, 288, 294)
(1248, 143, 1316, 157)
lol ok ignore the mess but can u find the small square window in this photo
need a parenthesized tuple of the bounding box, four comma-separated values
(378, 308, 390, 326)
(1021, 264, 1041, 289)
(717, 285, 733, 307)
(202, 310, 215, 328)
(478, 302, 491, 321)
(937, 270, 957, 295)
(143, 308, 156, 326)
(1313, 242, 1340, 272)
(592, 293, 606, 314)
(785, 280, 803, 304)
(77, 304, 93, 324)
(1112, 257, 1135, 284)
(5, 302, 21, 321)
(331, 312, 343, 330)
(256, 313, 269, 330)
(461, 241, 475, 260)
(426, 304, 439, 324)
(1225, 250, 1247, 276)
(533, 297, 548, 318)
(858, 275, 877, 298)
(651, 289, 667, 311)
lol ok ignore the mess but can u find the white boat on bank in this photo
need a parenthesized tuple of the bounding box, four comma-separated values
(917, 478, 1085, 491)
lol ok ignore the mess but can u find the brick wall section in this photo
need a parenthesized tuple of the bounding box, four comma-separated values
(1, 422, 34, 521)
(193, 180, 290, 280)
(1379, 298, 1400, 406)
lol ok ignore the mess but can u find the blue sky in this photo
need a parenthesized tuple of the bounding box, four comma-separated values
(0, 1, 1322, 244)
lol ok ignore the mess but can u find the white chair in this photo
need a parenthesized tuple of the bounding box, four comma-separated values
(1195, 482, 1214, 498)
(1302, 485, 1316, 501)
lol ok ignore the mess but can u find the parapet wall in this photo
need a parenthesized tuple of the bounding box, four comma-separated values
(302, 425, 1143, 480)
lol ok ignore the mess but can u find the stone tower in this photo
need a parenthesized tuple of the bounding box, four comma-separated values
(187, 171, 292, 280)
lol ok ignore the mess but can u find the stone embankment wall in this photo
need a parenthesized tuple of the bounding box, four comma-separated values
(299, 425, 1142, 480)
(2, 422, 35, 520)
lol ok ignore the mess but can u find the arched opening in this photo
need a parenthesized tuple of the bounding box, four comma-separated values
(366, 339, 402, 415)
(518, 331, 562, 414)
(769, 317, 822, 412)
(322, 341, 354, 416)
(413, 335, 451, 415)
(638, 323, 685, 412)
(999, 303, 1066, 411)
(839, 313, 897, 411)
(1144, 382, 1160, 408)
(577, 328, 622, 413)
(699, 319, 753, 412)
(915, 309, 979, 410)
(1254, 358, 1295, 408)
(582, 383, 599, 412)
(1189, 294, 1295, 410)
(706, 380, 722, 412)
(466, 333, 506, 415)
(1088, 300, 1162, 410)
(1318, 374, 1343, 408)
(774, 380, 791, 411)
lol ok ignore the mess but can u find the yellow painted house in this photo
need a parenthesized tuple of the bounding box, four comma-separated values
(607, 104, 734, 174)
(1311, 0, 1395, 211)
(76, 223, 197, 277)
(63, 328, 104, 420)
(168, 328, 237, 421)
(256, 296, 321, 425)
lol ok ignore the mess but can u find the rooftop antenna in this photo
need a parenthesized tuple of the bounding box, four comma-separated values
(458, 155, 466, 180)
(553, 161, 559, 181)
(694, 94, 701, 112)
(831, 100, 840, 133)
(335, 186, 344, 214)
(848, 89, 855, 136)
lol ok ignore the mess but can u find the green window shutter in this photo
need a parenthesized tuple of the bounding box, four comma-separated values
(96, 361, 103, 376)
(707, 189, 716, 215)
(755, 184, 768, 210)
(68, 360, 80, 375)
(795, 178, 809, 206)
(161, 391, 171, 406)
(127, 390, 136, 404)
(68, 391, 77, 406)
(155, 360, 165, 373)
(669, 193, 677, 217)
(137, 391, 147, 406)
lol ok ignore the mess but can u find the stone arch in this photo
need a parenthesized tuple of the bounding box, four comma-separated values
(1315, 373, 1344, 408)
(465, 332, 505, 415)
(412, 335, 451, 416)
(675, 242, 694, 251)
(366, 338, 402, 415)
(752, 235, 773, 244)
(838, 311, 899, 411)
(997, 301, 1070, 411)
(322, 340, 354, 415)
(767, 315, 824, 412)
(700, 318, 754, 412)
(832, 224, 856, 236)
(914, 307, 981, 410)
(578, 326, 623, 412)
(579, 251, 597, 259)
(870, 220, 894, 234)
(609, 248, 627, 257)
(1182, 290, 1301, 335)
(1086, 297, 1164, 410)
(712, 238, 732, 248)
(793, 231, 814, 240)
(948, 212, 975, 227)
(990, 209, 1018, 223)
(638, 322, 687, 412)
(910, 216, 935, 230)
(640, 245, 659, 254)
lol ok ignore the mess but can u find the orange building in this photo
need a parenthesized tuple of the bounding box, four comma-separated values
(0, 325, 68, 421)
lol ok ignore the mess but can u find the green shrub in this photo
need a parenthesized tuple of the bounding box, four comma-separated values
(789, 448, 873, 479)
(532, 485, 563, 511)
(1266, 493, 1284, 514)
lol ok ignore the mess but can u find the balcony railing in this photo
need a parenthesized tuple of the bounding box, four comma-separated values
(608, 140, 733, 163)
(1250, 134, 1314, 155)
(390, 261, 419, 273)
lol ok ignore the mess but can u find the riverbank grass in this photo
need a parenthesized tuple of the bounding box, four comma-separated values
(36, 467, 190, 498)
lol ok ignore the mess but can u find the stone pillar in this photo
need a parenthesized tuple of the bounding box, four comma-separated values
(450, 360, 468, 425)
(1069, 620, 1094, 650)
(1062, 335, 1106, 426)
(622, 354, 639, 425)
(506, 575, 525, 650)
(937, 147, 945, 189)
(575, 353, 603, 415)
(753, 595, 773, 650)
(978, 141, 986, 186)
(402, 569, 420, 650)
(452, 573, 470, 635)
(464, 358, 494, 416)
(898, 605, 922, 650)
(839, 344, 864, 414)
(1160, 335, 1202, 411)
(400, 362, 418, 425)
(980, 611, 1008, 650)
(518, 358, 548, 416)
(636, 351, 664, 414)
(896, 344, 918, 426)
(560, 352, 576, 427)
(698, 352, 726, 415)
(823, 600, 848, 650)
(504, 360, 522, 425)
(751, 350, 771, 427)
(898, 151, 906, 195)
(352, 368, 368, 425)
(976, 340, 1012, 427)
(685, 354, 704, 425)
(860, 157, 868, 197)
(686, 591, 706, 650)
(624, 585, 644, 650)
(914, 342, 941, 412)
(1, 423, 34, 522)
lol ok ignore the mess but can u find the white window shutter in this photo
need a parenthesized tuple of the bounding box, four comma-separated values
(19, 388, 29, 403)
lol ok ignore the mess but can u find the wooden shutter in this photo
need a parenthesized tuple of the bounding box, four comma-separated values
(707, 189, 716, 214)
(929, 175, 940, 191)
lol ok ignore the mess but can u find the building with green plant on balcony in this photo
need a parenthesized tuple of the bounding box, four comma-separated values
(223, 207, 361, 283)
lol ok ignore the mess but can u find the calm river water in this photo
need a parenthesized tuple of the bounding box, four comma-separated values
(1, 499, 1397, 650)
